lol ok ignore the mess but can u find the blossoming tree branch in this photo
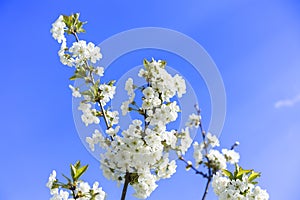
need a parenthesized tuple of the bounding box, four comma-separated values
(47, 13, 269, 200)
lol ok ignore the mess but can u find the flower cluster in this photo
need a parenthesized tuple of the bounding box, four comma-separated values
(86, 59, 193, 199)
(46, 162, 106, 200)
(189, 126, 240, 173)
(51, 14, 194, 199)
(51, 14, 101, 68)
(50, 13, 270, 200)
(181, 111, 268, 199)
(212, 167, 269, 200)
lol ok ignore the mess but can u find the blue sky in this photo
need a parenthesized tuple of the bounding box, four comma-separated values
(1, 0, 300, 199)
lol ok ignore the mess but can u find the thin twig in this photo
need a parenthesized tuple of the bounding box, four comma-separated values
(194, 104, 214, 200)
(201, 177, 211, 200)
(179, 156, 209, 178)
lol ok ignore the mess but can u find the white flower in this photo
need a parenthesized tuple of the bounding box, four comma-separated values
(206, 132, 220, 147)
(95, 67, 104, 76)
(193, 142, 203, 167)
(106, 126, 120, 137)
(78, 181, 91, 193)
(251, 186, 269, 200)
(161, 130, 177, 149)
(106, 110, 119, 126)
(87, 42, 102, 63)
(99, 84, 116, 105)
(69, 40, 89, 60)
(222, 149, 240, 164)
(86, 129, 107, 151)
(78, 103, 100, 126)
(58, 41, 74, 67)
(125, 78, 134, 96)
(212, 172, 269, 200)
(51, 15, 66, 43)
(50, 189, 69, 200)
(143, 87, 154, 99)
(69, 85, 81, 98)
(92, 182, 106, 200)
(179, 127, 192, 155)
(121, 100, 130, 116)
(69, 41, 102, 64)
(212, 172, 230, 195)
(173, 74, 186, 98)
(46, 170, 57, 189)
(207, 149, 227, 170)
(186, 113, 201, 128)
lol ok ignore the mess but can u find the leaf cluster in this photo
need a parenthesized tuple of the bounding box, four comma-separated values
(222, 164, 261, 185)
(63, 13, 86, 35)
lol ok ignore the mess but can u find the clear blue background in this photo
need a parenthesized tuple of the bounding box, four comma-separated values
(1, 0, 300, 199)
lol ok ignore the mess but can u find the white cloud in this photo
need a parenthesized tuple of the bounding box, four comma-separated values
(274, 94, 300, 108)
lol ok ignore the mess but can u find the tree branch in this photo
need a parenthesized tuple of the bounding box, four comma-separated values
(121, 172, 130, 200)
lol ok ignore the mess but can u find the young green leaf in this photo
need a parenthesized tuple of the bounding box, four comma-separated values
(74, 160, 81, 169)
(70, 164, 77, 180)
(74, 165, 89, 181)
(248, 171, 261, 183)
(222, 169, 234, 180)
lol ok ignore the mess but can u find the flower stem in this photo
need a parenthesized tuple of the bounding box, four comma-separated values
(121, 172, 130, 200)
(71, 32, 112, 138)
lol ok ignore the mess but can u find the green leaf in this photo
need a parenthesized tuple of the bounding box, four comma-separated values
(69, 75, 77, 81)
(236, 168, 252, 178)
(107, 80, 116, 86)
(74, 165, 88, 180)
(143, 59, 149, 66)
(222, 169, 234, 180)
(234, 163, 239, 177)
(70, 164, 76, 180)
(74, 160, 81, 169)
(248, 172, 261, 183)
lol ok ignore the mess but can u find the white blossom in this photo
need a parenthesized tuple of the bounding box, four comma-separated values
(95, 67, 104, 76)
(46, 170, 57, 189)
(50, 189, 69, 200)
(143, 87, 154, 99)
(92, 182, 106, 200)
(173, 74, 186, 98)
(106, 110, 119, 126)
(69, 85, 81, 98)
(206, 132, 220, 147)
(99, 84, 116, 106)
(51, 15, 66, 43)
(222, 149, 240, 164)
(69, 40, 102, 66)
(86, 129, 107, 151)
(193, 142, 203, 167)
(121, 100, 130, 116)
(212, 172, 269, 200)
(207, 149, 227, 170)
(178, 127, 192, 155)
(186, 113, 201, 128)
(78, 103, 100, 126)
(125, 78, 134, 96)
(86, 42, 102, 63)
